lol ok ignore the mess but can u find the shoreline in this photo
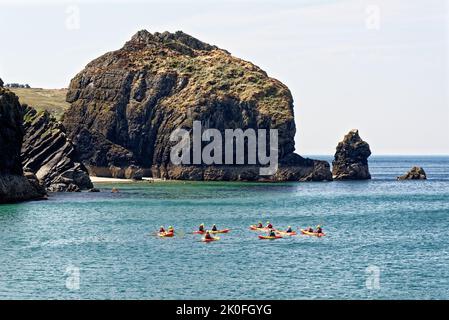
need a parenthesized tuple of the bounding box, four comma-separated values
(90, 176, 162, 183)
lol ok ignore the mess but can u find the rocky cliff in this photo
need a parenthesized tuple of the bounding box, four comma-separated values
(21, 106, 93, 192)
(332, 130, 371, 180)
(63, 30, 332, 181)
(0, 85, 46, 203)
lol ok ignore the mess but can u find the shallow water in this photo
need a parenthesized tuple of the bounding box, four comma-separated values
(0, 156, 448, 299)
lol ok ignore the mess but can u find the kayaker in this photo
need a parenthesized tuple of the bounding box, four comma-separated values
(315, 225, 323, 234)
(307, 226, 314, 233)
(204, 231, 213, 240)
(167, 226, 175, 234)
(266, 221, 273, 229)
(212, 224, 218, 232)
(199, 223, 205, 232)
(159, 226, 166, 233)
(268, 229, 276, 237)
(286, 226, 293, 233)
(256, 221, 263, 228)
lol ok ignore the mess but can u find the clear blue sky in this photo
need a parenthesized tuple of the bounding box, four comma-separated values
(0, 0, 448, 155)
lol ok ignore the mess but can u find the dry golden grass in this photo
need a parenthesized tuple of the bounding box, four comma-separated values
(9, 88, 69, 120)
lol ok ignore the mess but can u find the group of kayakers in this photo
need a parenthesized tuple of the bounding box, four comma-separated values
(159, 225, 175, 235)
(254, 221, 324, 237)
(157, 221, 324, 240)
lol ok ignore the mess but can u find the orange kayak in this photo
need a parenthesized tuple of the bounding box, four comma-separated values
(158, 231, 174, 238)
(300, 229, 325, 237)
(194, 229, 230, 234)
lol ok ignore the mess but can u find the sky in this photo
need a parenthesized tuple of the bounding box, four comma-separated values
(0, 0, 448, 155)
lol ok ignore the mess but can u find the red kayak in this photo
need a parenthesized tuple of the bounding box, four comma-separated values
(201, 236, 220, 242)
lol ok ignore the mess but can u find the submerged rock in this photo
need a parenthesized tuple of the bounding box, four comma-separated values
(21, 106, 93, 192)
(0, 87, 46, 203)
(332, 129, 371, 180)
(397, 166, 427, 180)
(63, 30, 331, 181)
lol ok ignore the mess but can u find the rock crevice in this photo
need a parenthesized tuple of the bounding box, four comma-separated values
(21, 106, 93, 192)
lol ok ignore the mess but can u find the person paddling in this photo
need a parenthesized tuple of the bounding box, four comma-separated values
(268, 229, 276, 237)
(315, 225, 323, 234)
(167, 226, 175, 234)
(159, 226, 166, 233)
(266, 221, 273, 229)
(286, 226, 293, 233)
(198, 223, 205, 232)
(256, 221, 263, 228)
(204, 231, 213, 240)
(212, 224, 218, 232)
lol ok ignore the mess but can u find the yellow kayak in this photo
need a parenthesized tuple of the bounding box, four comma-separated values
(300, 229, 325, 237)
(276, 230, 297, 236)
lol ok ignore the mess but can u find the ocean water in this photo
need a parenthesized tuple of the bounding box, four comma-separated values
(0, 156, 448, 300)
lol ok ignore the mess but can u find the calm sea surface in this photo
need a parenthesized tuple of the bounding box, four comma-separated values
(1, 156, 448, 299)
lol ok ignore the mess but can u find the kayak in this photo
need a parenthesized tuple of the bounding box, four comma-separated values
(202, 236, 220, 242)
(210, 229, 230, 234)
(250, 225, 275, 232)
(258, 235, 282, 240)
(300, 229, 325, 237)
(194, 229, 230, 234)
(276, 231, 297, 236)
(158, 231, 174, 238)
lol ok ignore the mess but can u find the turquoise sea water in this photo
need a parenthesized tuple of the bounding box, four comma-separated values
(0, 156, 448, 300)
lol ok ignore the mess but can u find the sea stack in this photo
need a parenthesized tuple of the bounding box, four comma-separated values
(397, 167, 427, 180)
(332, 129, 371, 180)
(63, 30, 332, 182)
(21, 106, 93, 192)
(0, 85, 47, 203)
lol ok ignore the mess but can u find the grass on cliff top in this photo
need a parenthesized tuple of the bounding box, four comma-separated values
(9, 88, 69, 120)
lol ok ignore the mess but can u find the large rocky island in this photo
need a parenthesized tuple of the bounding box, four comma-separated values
(63, 30, 332, 181)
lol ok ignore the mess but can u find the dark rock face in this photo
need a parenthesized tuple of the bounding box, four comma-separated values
(63, 30, 332, 181)
(21, 106, 93, 192)
(0, 78, 3, 87)
(0, 87, 46, 203)
(397, 167, 427, 180)
(332, 130, 371, 180)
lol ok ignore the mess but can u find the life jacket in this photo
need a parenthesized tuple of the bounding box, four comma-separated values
(267, 224, 273, 229)
(212, 226, 217, 231)
(257, 223, 263, 228)
(287, 228, 292, 233)
(159, 228, 165, 233)
(205, 233, 212, 239)
(199, 226, 204, 231)
(316, 228, 322, 234)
